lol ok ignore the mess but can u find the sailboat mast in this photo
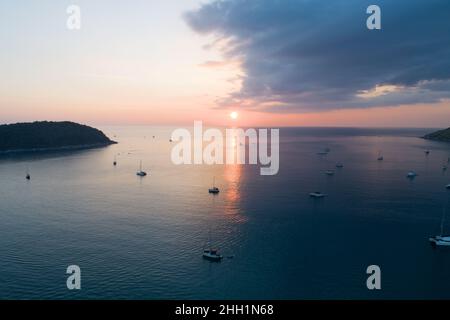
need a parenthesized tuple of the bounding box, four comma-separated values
(441, 195, 449, 237)
(208, 228, 212, 247)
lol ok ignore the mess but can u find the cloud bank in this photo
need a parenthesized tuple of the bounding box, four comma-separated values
(185, 0, 450, 112)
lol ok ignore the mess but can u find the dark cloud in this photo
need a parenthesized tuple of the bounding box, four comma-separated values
(185, 0, 450, 112)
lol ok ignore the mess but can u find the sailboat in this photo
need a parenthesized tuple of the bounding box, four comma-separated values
(25, 167, 31, 180)
(407, 171, 418, 178)
(377, 150, 384, 161)
(202, 229, 223, 261)
(309, 191, 327, 198)
(317, 149, 329, 155)
(429, 207, 450, 247)
(203, 248, 223, 261)
(208, 177, 220, 194)
(136, 161, 147, 177)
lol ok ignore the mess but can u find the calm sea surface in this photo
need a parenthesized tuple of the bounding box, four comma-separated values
(1, 126, 450, 299)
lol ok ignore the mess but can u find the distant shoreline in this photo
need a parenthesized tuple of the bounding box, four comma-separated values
(0, 121, 117, 154)
(422, 127, 450, 143)
(0, 141, 117, 155)
(422, 137, 450, 144)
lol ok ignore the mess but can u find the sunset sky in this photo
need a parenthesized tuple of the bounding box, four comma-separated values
(1, 0, 449, 127)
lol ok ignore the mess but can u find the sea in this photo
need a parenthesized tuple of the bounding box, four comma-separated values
(1, 126, 450, 299)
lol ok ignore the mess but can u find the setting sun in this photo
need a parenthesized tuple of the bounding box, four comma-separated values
(230, 111, 238, 120)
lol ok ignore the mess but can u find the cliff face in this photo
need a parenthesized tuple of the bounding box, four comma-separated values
(0, 121, 116, 152)
(423, 127, 450, 142)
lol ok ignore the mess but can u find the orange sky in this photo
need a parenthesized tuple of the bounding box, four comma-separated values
(3, 100, 449, 128)
(1, 1, 449, 129)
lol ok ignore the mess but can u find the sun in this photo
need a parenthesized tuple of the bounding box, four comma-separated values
(230, 111, 238, 120)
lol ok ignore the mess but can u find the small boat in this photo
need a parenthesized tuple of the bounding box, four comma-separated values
(209, 187, 219, 194)
(377, 150, 383, 161)
(26, 167, 30, 180)
(407, 171, 417, 178)
(430, 207, 450, 247)
(208, 177, 220, 194)
(443, 165, 448, 171)
(113, 155, 117, 166)
(202, 248, 223, 261)
(316, 147, 330, 155)
(336, 163, 344, 168)
(446, 184, 450, 189)
(136, 161, 147, 177)
(325, 170, 335, 176)
(429, 236, 450, 247)
(203, 229, 223, 262)
(309, 191, 327, 198)
(425, 150, 430, 155)
(377, 156, 384, 161)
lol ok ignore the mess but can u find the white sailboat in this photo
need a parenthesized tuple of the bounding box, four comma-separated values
(429, 235, 450, 246)
(430, 207, 450, 247)
(136, 161, 147, 177)
(407, 171, 417, 178)
(203, 248, 223, 261)
(309, 191, 327, 198)
(202, 221, 223, 261)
